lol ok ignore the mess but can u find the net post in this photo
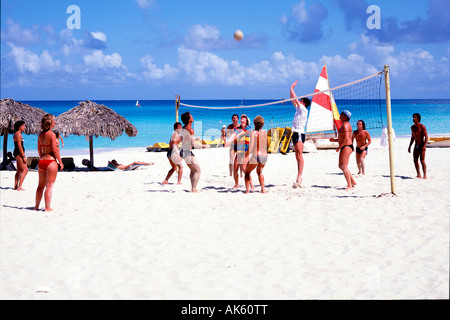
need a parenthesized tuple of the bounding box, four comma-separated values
(175, 95, 180, 122)
(384, 65, 396, 195)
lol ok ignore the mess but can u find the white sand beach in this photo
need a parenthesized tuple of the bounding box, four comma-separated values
(0, 137, 448, 300)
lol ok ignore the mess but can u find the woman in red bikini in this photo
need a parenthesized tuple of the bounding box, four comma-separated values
(34, 114, 64, 212)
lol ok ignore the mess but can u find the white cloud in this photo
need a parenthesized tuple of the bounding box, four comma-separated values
(320, 53, 379, 81)
(387, 49, 435, 77)
(90, 31, 107, 42)
(292, 0, 308, 23)
(141, 55, 179, 80)
(349, 34, 395, 66)
(178, 46, 244, 85)
(183, 24, 226, 50)
(83, 50, 123, 69)
(177, 46, 319, 86)
(59, 29, 84, 56)
(1, 18, 41, 46)
(7, 42, 60, 73)
(136, 0, 157, 9)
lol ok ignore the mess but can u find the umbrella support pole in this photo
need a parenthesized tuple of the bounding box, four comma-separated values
(89, 136, 94, 169)
(1, 129, 8, 170)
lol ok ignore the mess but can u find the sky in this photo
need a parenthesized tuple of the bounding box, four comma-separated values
(1, 0, 449, 100)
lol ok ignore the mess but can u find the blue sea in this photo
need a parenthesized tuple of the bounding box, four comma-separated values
(5, 99, 450, 155)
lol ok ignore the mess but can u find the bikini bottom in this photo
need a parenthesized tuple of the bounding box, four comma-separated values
(38, 159, 56, 170)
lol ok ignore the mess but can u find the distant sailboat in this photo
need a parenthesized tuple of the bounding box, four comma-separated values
(136, 100, 140, 107)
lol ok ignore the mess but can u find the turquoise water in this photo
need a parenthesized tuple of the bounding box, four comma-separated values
(4, 99, 450, 154)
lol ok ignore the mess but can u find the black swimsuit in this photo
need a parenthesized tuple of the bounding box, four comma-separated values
(356, 146, 368, 154)
(414, 144, 424, 152)
(13, 139, 24, 158)
(340, 144, 354, 152)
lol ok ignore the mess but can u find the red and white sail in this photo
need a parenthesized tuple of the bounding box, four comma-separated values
(306, 64, 341, 133)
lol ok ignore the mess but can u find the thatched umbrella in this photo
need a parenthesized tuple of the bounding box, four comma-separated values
(0, 98, 47, 169)
(54, 100, 138, 168)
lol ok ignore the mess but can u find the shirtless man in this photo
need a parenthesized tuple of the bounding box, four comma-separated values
(162, 122, 183, 185)
(330, 110, 357, 190)
(408, 113, 428, 179)
(352, 120, 371, 175)
(180, 112, 201, 192)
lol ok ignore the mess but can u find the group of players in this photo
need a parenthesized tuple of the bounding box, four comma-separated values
(161, 81, 428, 192)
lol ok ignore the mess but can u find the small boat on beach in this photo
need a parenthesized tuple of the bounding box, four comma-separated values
(146, 142, 169, 152)
(427, 136, 450, 148)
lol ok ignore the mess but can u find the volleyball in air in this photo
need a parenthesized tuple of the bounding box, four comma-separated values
(234, 30, 244, 41)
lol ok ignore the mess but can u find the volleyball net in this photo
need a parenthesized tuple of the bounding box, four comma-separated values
(176, 66, 386, 143)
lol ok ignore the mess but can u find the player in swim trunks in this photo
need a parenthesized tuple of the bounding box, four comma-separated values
(408, 113, 428, 179)
(163, 122, 183, 185)
(180, 112, 201, 192)
(34, 114, 64, 212)
(330, 110, 357, 190)
(352, 120, 371, 175)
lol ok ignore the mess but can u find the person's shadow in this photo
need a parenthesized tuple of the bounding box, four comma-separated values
(2, 204, 37, 211)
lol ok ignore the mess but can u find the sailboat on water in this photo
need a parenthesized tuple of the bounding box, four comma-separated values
(136, 100, 140, 107)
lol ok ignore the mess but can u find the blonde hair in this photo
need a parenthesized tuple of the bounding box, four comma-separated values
(41, 114, 54, 131)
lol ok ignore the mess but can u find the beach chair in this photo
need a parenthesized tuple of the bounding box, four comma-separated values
(27, 156, 39, 169)
(124, 164, 145, 171)
(268, 127, 285, 153)
(107, 162, 145, 171)
(61, 157, 76, 171)
(201, 138, 222, 148)
(280, 127, 293, 154)
(267, 128, 273, 152)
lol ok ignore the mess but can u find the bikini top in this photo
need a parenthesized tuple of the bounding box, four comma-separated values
(39, 135, 54, 156)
